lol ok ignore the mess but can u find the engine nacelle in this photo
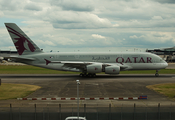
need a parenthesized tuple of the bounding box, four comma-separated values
(105, 65, 120, 74)
(87, 64, 102, 73)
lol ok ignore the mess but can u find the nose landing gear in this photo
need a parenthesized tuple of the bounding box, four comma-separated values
(155, 70, 159, 77)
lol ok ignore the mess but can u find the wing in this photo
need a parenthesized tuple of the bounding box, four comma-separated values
(44, 59, 93, 70)
(44, 59, 130, 71)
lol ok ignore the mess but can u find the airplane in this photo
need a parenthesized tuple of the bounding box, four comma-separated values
(4, 23, 168, 77)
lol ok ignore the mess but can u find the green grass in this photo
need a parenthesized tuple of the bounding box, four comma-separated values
(146, 83, 175, 100)
(0, 65, 174, 74)
(0, 83, 41, 100)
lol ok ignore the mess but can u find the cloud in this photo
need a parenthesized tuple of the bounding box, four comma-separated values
(40, 40, 56, 46)
(0, 0, 175, 52)
(0, 11, 4, 17)
(152, 16, 163, 20)
(115, 17, 175, 28)
(113, 24, 119, 27)
(129, 32, 175, 45)
(50, 0, 94, 12)
(130, 35, 138, 39)
(0, 28, 15, 50)
(44, 11, 113, 29)
(0, 0, 19, 10)
(24, 3, 42, 11)
(92, 34, 106, 39)
(153, 0, 175, 4)
(152, 33, 166, 37)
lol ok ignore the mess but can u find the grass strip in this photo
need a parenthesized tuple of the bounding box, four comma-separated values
(0, 65, 174, 74)
(0, 83, 41, 100)
(146, 83, 175, 100)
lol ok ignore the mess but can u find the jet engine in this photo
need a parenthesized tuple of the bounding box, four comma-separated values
(105, 65, 120, 74)
(87, 64, 102, 73)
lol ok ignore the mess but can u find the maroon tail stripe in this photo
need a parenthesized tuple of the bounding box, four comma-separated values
(6, 26, 23, 37)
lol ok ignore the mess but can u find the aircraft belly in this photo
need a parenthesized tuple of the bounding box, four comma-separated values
(130, 63, 162, 70)
(35, 64, 64, 70)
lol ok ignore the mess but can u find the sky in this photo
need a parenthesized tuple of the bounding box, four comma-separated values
(0, 0, 175, 52)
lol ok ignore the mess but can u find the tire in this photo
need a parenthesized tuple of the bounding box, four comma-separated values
(155, 73, 159, 77)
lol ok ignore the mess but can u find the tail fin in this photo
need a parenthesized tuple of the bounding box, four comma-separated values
(5, 23, 42, 55)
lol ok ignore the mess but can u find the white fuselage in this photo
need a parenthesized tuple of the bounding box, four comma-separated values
(19, 52, 168, 72)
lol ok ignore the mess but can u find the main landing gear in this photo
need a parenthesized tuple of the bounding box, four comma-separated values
(79, 73, 96, 77)
(155, 70, 159, 77)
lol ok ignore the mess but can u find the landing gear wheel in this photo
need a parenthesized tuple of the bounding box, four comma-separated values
(155, 70, 159, 77)
(88, 73, 96, 77)
(88, 73, 92, 77)
(92, 73, 96, 77)
(155, 73, 159, 77)
(79, 73, 83, 77)
(84, 73, 87, 77)
(79, 73, 96, 77)
(79, 73, 86, 77)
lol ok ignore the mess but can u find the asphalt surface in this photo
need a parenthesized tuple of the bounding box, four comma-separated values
(0, 74, 175, 107)
(166, 63, 175, 69)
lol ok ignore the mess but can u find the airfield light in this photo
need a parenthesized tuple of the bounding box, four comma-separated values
(76, 80, 80, 120)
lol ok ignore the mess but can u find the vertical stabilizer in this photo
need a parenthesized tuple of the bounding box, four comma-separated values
(5, 23, 42, 55)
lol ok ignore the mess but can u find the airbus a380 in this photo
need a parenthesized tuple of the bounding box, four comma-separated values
(4, 23, 168, 77)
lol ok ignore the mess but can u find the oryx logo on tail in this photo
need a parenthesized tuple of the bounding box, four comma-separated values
(6, 26, 36, 55)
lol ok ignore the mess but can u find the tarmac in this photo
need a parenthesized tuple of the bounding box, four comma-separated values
(0, 74, 175, 107)
(166, 63, 175, 69)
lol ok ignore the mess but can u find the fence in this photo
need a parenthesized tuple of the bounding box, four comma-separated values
(0, 103, 175, 120)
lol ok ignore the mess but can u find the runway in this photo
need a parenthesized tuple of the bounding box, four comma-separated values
(0, 74, 175, 107)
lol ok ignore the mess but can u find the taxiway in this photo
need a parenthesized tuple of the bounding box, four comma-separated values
(0, 74, 175, 107)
